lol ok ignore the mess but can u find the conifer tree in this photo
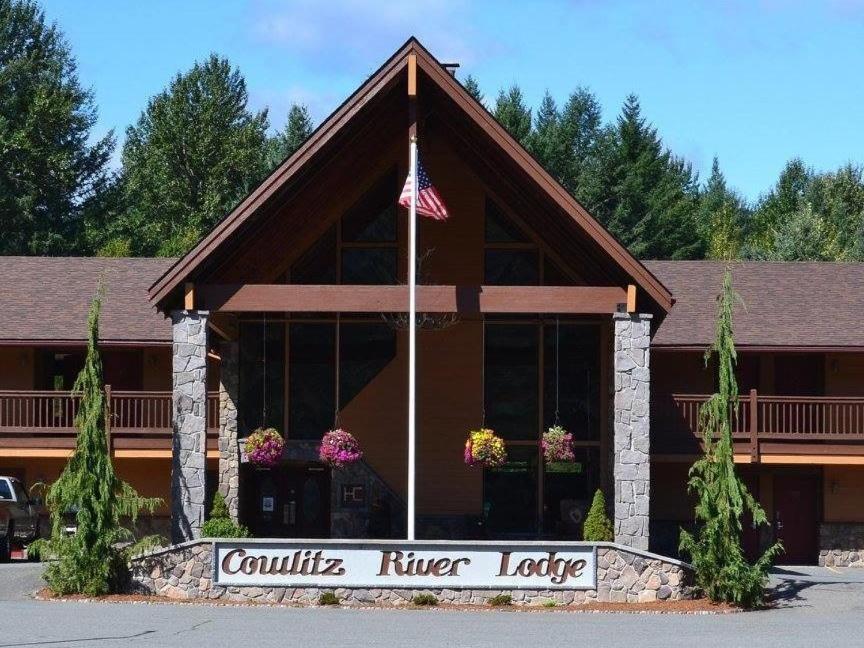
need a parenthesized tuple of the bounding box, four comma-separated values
(462, 74, 484, 104)
(679, 269, 782, 608)
(266, 103, 314, 169)
(41, 288, 160, 595)
(582, 489, 614, 542)
(528, 92, 569, 182)
(494, 85, 532, 145)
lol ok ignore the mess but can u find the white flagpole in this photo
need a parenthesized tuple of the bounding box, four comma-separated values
(407, 136, 418, 541)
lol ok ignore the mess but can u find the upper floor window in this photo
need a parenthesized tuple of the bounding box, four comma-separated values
(483, 197, 573, 286)
(288, 170, 398, 285)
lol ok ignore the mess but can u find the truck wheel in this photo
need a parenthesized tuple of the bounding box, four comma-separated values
(0, 527, 10, 563)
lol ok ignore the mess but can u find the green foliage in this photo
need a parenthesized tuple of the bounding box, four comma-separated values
(39, 288, 161, 595)
(266, 103, 314, 170)
(0, 0, 114, 255)
(698, 158, 747, 261)
(542, 599, 557, 608)
(111, 54, 269, 256)
(462, 74, 484, 104)
(488, 593, 512, 606)
(25, 537, 46, 562)
(318, 591, 340, 606)
(494, 85, 532, 145)
(201, 493, 248, 538)
(582, 489, 614, 542)
(411, 593, 438, 606)
(678, 269, 782, 608)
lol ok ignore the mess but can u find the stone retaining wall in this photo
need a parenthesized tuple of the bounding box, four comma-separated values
(819, 523, 864, 567)
(129, 540, 694, 605)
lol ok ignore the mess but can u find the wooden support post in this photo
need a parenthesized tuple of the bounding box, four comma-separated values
(184, 282, 195, 310)
(626, 284, 637, 313)
(749, 388, 759, 463)
(105, 384, 112, 456)
(407, 53, 417, 97)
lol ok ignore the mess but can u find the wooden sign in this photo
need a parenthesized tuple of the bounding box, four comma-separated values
(214, 540, 597, 590)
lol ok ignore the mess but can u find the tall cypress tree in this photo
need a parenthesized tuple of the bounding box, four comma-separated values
(679, 269, 781, 608)
(41, 289, 160, 595)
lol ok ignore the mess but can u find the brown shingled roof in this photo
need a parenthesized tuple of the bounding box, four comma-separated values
(646, 260, 864, 349)
(0, 257, 176, 344)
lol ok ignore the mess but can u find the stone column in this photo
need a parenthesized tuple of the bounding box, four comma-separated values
(613, 312, 652, 550)
(171, 310, 209, 544)
(218, 339, 240, 523)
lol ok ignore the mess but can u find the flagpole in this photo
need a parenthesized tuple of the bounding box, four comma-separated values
(407, 135, 418, 541)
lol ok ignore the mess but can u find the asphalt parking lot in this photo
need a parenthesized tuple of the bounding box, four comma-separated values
(0, 562, 862, 648)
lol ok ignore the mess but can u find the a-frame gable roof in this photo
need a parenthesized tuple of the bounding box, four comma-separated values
(149, 37, 673, 312)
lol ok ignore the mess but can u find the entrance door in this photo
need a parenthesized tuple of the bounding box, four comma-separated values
(242, 464, 331, 538)
(773, 474, 818, 564)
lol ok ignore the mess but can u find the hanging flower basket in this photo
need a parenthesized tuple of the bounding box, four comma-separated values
(319, 428, 363, 469)
(541, 425, 575, 464)
(464, 428, 507, 468)
(244, 427, 284, 468)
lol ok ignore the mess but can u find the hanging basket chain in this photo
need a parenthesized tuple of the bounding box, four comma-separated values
(554, 316, 561, 427)
(334, 312, 341, 429)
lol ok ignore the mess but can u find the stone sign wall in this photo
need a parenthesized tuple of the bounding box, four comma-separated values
(819, 522, 864, 567)
(130, 539, 693, 605)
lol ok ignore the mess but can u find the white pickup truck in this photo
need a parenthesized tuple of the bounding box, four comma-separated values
(0, 477, 39, 561)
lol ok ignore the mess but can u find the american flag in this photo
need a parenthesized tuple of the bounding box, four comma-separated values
(399, 155, 449, 221)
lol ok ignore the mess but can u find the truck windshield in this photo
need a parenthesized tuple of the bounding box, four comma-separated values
(0, 481, 11, 500)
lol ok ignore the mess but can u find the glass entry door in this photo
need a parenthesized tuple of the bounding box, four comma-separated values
(241, 464, 330, 538)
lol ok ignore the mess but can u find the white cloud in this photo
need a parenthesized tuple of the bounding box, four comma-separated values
(248, 0, 499, 71)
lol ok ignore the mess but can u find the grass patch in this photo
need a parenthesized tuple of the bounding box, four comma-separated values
(488, 594, 512, 606)
(411, 593, 438, 606)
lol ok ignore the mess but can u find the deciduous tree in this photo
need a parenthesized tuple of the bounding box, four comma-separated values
(0, 0, 113, 255)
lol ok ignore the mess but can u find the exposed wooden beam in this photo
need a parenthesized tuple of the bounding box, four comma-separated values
(407, 53, 417, 96)
(184, 282, 195, 310)
(195, 284, 628, 314)
(626, 284, 637, 313)
(208, 312, 239, 341)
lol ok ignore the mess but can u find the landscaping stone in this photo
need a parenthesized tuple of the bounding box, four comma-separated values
(129, 542, 692, 605)
(819, 523, 864, 567)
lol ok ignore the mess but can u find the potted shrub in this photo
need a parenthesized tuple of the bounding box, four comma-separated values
(464, 428, 507, 468)
(319, 428, 363, 469)
(244, 427, 284, 468)
(541, 425, 575, 464)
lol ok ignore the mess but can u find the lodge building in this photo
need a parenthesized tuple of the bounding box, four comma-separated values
(1, 39, 862, 567)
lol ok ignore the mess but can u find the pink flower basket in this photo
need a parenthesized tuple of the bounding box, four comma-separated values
(319, 428, 363, 470)
(244, 427, 284, 468)
(541, 425, 575, 464)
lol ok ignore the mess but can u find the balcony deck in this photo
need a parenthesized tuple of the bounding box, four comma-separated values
(0, 390, 219, 456)
(653, 390, 864, 462)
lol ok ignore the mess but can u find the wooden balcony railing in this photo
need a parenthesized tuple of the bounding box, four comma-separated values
(654, 390, 864, 457)
(0, 389, 219, 451)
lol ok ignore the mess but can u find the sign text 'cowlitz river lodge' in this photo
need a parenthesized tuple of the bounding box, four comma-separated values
(214, 541, 597, 589)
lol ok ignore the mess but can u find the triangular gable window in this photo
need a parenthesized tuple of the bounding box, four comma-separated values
(485, 197, 530, 243)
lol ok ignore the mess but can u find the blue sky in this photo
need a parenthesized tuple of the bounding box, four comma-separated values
(41, 0, 864, 202)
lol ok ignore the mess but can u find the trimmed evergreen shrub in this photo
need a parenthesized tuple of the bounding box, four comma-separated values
(201, 493, 248, 538)
(488, 594, 512, 606)
(679, 269, 782, 608)
(582, 489, 614, 542)
(318, 591, 340, 606)
(411, 593, 438, 606)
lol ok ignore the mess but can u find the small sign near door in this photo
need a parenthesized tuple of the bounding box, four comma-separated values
(340, 484, 366, 508)
(261, 496, 275, 513)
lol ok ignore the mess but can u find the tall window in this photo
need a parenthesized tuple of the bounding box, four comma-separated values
(483, 197, 575, 287)
(482, 320, 601, 538)
(288, 321, 396, 441)
(239, 321, 286, 436)
(289, 170, 398, 285)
